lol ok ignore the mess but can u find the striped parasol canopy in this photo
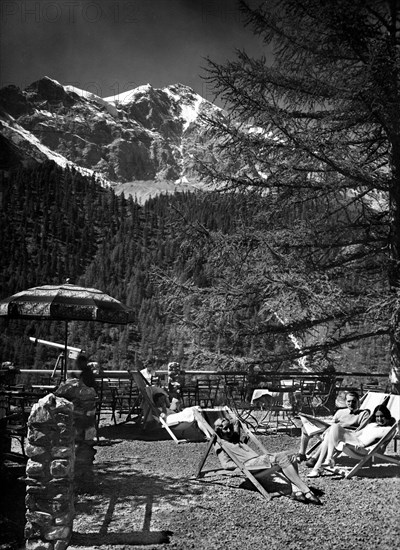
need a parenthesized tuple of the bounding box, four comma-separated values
(0, 282, 134, 379)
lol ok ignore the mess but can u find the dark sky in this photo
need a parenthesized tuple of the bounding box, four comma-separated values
(0, 0, 268, 101)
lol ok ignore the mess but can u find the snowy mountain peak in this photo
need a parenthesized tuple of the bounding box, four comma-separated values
(42, 76, 64, 86)
(104, 84, 154, 105)
(164, 83, 201, 103)
(0, 77, 226, 202)
(25, 76, 74, 104)
(63, 84, 118, 117)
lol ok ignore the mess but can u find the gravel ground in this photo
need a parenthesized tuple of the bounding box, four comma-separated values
(66, 417, 400, 550)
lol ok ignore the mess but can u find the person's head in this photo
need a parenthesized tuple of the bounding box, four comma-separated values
(153, 392, 168, 408)
(168, 361, 180, 370)
(88, 361, 101, 375)
(76, 354, 88, 370)
(214, 417, 235, 440)
(77, 357, 97, 389)
(345, 391, 360, 411)
(370, 404, 395, 426)
(143, 360, 156, 373)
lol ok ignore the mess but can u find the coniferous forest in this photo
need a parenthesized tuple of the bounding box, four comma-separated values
(0, 161, 274, 370)
(0, 160, 389, 374)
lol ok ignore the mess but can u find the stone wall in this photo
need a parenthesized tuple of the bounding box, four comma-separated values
(24, 393, 75, 550)
(55, 378, 97, 486)
(24, 379, 98, 550)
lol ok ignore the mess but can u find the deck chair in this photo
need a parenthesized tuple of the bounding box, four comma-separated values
(387, 393, 400, 452)
(339, 394, 400, 479)
(303, 391, 388, 458)
(131, 371, 206, 444)
(131, 371, 187, 444)
(194, 406, 290, 500)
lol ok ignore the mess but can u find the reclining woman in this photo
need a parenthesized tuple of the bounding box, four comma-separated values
(214, 416, 322, 504)
(307, 403, 395, 478)
(153, 392, 209, 437)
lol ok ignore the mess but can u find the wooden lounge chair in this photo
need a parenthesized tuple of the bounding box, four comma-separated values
(130, 371, 187, 444)
(194, 406, 288, 500)
(131, 371, 207, 444)
(340, 419, 400, 478)
(339, 394, 400, 479)
(304, 391, 388, 458)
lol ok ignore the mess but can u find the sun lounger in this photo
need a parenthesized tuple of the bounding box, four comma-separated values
(303, 391, 388, 458)
(339, 394, 400, 478)
(131, 371, 206, 444)
(194, 406, 288, 500)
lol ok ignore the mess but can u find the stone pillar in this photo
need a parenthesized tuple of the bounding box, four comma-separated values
(24, 393, 75, 550)
(55, 378, 97, 487)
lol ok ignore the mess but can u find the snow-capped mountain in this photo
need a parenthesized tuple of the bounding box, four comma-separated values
(0, 77, 225, 201)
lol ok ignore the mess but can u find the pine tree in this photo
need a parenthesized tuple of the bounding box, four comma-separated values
(157, 0, 400, 386)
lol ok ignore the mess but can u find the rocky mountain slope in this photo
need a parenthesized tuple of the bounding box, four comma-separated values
(0, 77, 225, 201)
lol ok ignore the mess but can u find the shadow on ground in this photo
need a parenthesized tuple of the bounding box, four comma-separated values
(332, 455, 400, 479)
(71, 530, 173, 546)
(72, 455, 204, 547)
(97, 420, 206, 443)
(0, 459, 26, 549)
(98, 421, 172, 442)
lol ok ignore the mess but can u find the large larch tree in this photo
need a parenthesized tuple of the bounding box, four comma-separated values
(158, 0, 400, 390)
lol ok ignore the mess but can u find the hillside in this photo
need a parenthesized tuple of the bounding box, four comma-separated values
(0, 78, 391, 376)
(0, 160, 390, 374)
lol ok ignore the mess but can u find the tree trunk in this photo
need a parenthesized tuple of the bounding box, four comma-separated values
(390, 305, 400, 394)
(388, 154, 400, 394)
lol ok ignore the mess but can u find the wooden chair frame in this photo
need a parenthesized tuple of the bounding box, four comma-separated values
(341, 420, 400, 478)
(305, 392, 388, 458)
(194, 406, 287, 500)
(304, 393, 400, 478)
(130, 371, 187, 444)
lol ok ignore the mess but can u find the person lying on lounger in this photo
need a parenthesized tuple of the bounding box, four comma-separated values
(307, 404, 395, 478)
(153, 392, 209, 436)
(213, 417, 322, 504)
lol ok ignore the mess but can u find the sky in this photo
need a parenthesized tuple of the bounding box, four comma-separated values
(0, 0, 269, 103)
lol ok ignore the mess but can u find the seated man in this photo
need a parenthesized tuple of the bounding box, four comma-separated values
(214, 417, 322, 504)
(298, 390, 369, 467)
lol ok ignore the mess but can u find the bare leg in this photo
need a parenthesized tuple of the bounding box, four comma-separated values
(312, 436, 330, 471)
(310, 446, 321, 460)
(280, 462, 311, 494)
(299, 435, 322, 461)
(313, 424, 359, 471)
(298, 429, 311, 455)
(272, 452, 313, 494)
(254, 453, 322, 503)
(299, 429, 323, 461)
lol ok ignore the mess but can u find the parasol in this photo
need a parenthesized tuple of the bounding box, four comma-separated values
(0, 282, 134, 379)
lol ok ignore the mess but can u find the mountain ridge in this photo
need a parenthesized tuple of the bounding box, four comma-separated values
(0, 76, 224, 202)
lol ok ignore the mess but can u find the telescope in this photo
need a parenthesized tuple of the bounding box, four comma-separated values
(29, 337, 85, 358)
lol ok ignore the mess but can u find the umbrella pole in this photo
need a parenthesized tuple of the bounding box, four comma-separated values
(63, 320, 68, 381)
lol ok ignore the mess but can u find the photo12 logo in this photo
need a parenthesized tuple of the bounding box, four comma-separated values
(1, 1, 139, 24)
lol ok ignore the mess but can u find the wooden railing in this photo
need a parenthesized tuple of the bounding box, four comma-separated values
(0, 368, 391, 441)
(15, 368, 389, 394)
(13, 368, 389, 408)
